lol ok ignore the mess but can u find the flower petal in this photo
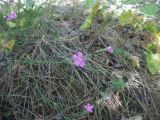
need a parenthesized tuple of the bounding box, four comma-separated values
(74, 60, 80, 66)
(88, 105, 94, 109)
(77, 51, 83, 57)
(84, 105, 88, 109)
(72, 51, 86, 68)
(87, 109, 93, 112)
(84, 103, 94, 113)
(79, 61, 85, 68)
(6, 12, 17, 21)
(72, 54, 78, 60)
(106, 46, 113, 54)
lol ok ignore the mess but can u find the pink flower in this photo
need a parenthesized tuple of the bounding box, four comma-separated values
(6, 11, 17, 21)
(72, 51, 86, 68)
(106, 46, 113, 54)
(84, 103, 94, 113)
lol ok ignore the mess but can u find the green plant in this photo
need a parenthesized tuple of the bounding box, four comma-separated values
(81, 0, 109, 31)
(80, 0, 100, 31)
(140, 3, 159, 16)
(0, 0, 159, 119)
(146, 43, 160, 74)
(85, 0, 95, 8)
(143, 21, 158, 33)
(122, 0, 143, 4)
(0, 39, 15, 52)
(110, 79, 125, 91)
(119, 10, 143, 30)
(119, 10, 133, 26)
(117, 9, 160, 74)
(25, 0, 34, 8)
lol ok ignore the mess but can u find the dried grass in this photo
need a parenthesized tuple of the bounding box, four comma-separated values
(0, 1, 160, 120)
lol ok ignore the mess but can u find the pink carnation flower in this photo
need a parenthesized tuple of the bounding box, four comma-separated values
(106, 46, 114, 54)
(6, 11, 17, 21)
(84, 103, 94, 113)
(72, 51, 86, 68)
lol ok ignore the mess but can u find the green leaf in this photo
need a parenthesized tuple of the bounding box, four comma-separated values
(154, 32, 160, 51)
(92, 0, 100, 16)
(140, 4, 159, 16)
(146, 44, 160, 74)
(122, 0, 143, 4)
(85, 0, 94, 8)
(25, 0, 34, 8)
(80, 0, 100, 31)
(80, 13, 92, 31)
(98, 2, 107, 18)
(5, 40, 15, 50)
(19, 18, 26, 27)
(0, 39, 4, 46)
(111, 79, 125, 90)
(146, 43, 156, 53)
(146, 53, 160, 74)
(6, 21, 16, 28)
(130, 55, 140, 68)
(119, 10, 133, 26)
(143, 21, 158, 33)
